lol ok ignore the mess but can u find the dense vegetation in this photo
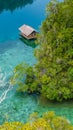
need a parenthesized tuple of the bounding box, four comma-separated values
(11, 0, 73, 101)
(0, 111, 73, 130)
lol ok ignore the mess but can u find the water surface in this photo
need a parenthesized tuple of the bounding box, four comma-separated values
(0, 0, 73, 125)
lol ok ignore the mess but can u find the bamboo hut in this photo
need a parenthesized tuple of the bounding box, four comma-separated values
(19, 24, 37, 40)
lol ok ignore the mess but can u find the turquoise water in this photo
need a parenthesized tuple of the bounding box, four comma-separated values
(0, 0, 73, 125)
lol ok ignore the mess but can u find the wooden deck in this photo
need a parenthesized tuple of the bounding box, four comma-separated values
(20, 32, 37, 40)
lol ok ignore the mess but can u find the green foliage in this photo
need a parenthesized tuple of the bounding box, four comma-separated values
(34, 0, 73, 101)
(0, 111, 73, 130)
(11, 0, 73, 101)
(10, 63, 38, 93)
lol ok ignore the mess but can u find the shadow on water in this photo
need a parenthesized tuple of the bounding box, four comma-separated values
(0, 0, 35, 14)
(19, 36, 38, 48)
(39, 95, 73, 108)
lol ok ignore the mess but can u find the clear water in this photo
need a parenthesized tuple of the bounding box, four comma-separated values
(0, 0, 73, 125)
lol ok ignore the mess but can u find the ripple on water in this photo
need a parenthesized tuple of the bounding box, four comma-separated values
(0, 39, 37, 124)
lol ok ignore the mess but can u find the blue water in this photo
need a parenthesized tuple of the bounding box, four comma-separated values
(0, 0, 73, 125)
(0, 0, 48, 42)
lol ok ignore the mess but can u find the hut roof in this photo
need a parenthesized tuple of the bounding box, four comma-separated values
(19, 24, 35, 36)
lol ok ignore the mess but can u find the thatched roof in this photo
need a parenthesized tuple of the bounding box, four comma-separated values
(19, 24, 36, 36)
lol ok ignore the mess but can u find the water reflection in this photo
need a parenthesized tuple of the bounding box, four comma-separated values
(0, 0, 35, 13)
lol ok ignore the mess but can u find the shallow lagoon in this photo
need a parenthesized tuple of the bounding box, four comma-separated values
(0, 0, 73, 124)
